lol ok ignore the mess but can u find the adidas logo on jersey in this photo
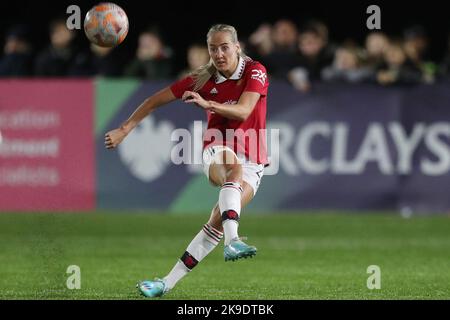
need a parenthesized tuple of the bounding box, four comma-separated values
(210, 88, 218, 95)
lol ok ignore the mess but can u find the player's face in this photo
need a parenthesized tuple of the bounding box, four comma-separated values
(208, 31, 240, 76)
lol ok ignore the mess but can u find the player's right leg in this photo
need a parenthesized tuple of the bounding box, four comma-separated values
(207, 147, 243, 245)
(207, 180, 257, 261)
(206, 180, 254, 231)
(206, 148, 258, 261)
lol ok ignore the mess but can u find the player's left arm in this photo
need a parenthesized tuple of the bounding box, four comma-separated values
(182, 91, 260, 121)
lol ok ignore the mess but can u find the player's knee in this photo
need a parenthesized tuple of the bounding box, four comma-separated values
(208, 164, 227, 186)
(224, 163, 243, 185)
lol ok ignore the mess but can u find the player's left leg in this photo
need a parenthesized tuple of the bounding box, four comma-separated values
(137, 182, 257, 298)
(141, 182, 253, 296)
(158, 205, 224, 295)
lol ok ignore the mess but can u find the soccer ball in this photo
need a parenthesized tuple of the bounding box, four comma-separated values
(84, 2, 129, 47)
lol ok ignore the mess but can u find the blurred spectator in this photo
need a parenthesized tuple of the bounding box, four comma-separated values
(124, 28, 174, 79)
(261, 19, 299, 79)
(247, 23, 273, 59)
(34, 18, 77, 76)
(440, 33, 450, 77)
(403, 25, 429, 66)
(0, 24, 33, 77)
(376, 40, 423, 86)
(178, 43, 209, 79)
(403, 25, 437, 83)
(321, 45, 373, 83)
(69, 43, 124, 77)
(365, 31, 389, 70)
(288, 20, 334, 91)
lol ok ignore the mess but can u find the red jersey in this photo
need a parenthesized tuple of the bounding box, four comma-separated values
(170, 57, 269, 164)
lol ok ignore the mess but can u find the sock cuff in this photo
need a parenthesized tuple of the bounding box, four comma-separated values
(221, 181, 243, 193)
(202, 224, 223, 243)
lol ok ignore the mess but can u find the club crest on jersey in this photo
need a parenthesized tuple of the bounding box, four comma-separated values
(251, 69, 267, 85)
(210, 87, 218, 95)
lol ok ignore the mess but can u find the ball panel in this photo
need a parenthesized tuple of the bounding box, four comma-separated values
(84, 2, 129, 47)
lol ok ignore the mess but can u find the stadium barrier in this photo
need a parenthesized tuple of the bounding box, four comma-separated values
(1, 79, 449, 213)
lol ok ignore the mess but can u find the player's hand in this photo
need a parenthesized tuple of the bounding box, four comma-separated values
(105, 127, 127, 149)
(182, 91, 211, 109)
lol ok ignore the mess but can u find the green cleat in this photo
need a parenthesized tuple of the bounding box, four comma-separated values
(224, 238, 257, 262)
(136, 278, 167, 298)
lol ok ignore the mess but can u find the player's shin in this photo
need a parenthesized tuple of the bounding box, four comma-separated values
(163, 224, 223, 290)
(219, 182, 243, 245)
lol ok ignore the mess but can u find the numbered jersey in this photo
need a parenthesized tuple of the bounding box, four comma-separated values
(170, 57, 269, 165)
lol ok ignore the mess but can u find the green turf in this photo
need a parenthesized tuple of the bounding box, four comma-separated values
(0, 212, 449, 299)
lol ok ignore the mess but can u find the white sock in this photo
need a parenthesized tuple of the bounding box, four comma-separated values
(222, 220, 239, 245)
(219, 182, 243, 245)
(163, 224, 223, 290)
(163, 261, 188, 291)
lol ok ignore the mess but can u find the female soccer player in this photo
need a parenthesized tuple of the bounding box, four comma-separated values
(105, 24, 269, 298)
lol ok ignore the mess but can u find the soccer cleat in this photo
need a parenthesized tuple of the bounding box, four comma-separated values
(224, 238, 257, 262)
(136, 278, 167, 298)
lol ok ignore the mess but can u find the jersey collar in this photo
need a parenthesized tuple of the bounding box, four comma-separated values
(214, 56, 246, 84)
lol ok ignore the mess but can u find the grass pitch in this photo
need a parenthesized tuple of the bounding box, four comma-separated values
(0, 212, 449, 299)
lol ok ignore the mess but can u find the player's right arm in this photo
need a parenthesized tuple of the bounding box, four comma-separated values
(105, 87, 176, 149)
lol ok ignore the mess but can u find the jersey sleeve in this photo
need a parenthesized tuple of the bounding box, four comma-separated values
(170, 76, 195, 99)
(243, 63, 269, 96)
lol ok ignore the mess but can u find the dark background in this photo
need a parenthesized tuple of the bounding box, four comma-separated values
(1, 0, 449, 70)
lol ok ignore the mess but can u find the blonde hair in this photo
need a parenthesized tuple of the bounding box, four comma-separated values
(190, 24, 249, 91)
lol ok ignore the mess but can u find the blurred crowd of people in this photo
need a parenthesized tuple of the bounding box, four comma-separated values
(1, 18, 450, 91)
(246, 19, 450, 90)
